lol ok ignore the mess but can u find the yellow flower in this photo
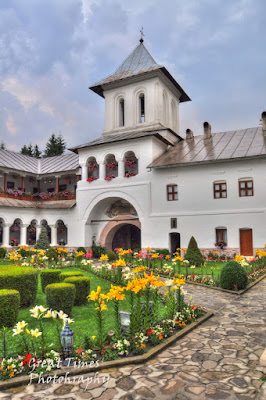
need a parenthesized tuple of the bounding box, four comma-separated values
(165, 255, 170, 260)
(141, 343, 146, 348)
(100, 254, 109, 261)
(146, 247, 151, 251)
(92, 335, 96, 340)
(31, 328, 42, 337)
(174, 256, 183, 262)
(107, 285, 125, 301)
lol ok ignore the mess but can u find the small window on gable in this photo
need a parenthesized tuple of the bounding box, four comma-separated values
(171, 218, 177, 229)
(119, 99, 125, 127)
(239, 179, 253, 197)
(213, 181, 227, 199)
(167, 185, 178, 201)
(139, 94, 145, 123)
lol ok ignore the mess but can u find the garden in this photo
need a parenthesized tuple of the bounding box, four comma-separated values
(0, 232, 265, 383)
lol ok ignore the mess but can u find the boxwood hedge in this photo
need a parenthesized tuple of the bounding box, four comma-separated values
(0, 266, 38, 307)
(60, 271, 84, 281)
(45, 283, 76, 316)
(40, 269, 62, 292)
(64, 276, 90, 305)
(0, 289, 20, 328)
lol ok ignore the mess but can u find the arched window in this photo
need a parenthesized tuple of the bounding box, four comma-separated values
(9, 218, 21, 246)
(138, 93, 145, 123)
(105, 154, 118, 181)
(56, 220, 67, 245)
(87, 156, 99, 183)
(119, 98, 125, 127)
(124, 151, 138, 178)
(27, 219, 37, 245)
(0, 218, 4, 245)
(171, 100, 177, 131)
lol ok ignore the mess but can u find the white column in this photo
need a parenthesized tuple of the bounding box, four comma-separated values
(81, 164, 88, 182)
(20, 224, 27, 246)
(118, 159, 125, 178)
(99, 162, 105, 180)
(2, 223, 11, 247)
(51, 225, 58, 247)
(36, 225, 41, 242)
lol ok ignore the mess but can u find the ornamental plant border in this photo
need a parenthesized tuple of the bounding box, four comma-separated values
(0, 310, 213, 390)
(185, 273, 266, 295)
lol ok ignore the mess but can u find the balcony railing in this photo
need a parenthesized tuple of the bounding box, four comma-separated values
(0, 192, 76, 201)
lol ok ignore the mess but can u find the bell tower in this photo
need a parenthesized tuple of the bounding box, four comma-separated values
(89, 37, 190, 136)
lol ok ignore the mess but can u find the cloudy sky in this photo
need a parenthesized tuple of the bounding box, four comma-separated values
(0, 0, 265, 152)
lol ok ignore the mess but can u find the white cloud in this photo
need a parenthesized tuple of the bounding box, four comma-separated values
(6, 114, 17, 135)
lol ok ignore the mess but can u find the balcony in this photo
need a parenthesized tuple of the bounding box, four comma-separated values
(0, 190, 76, 201)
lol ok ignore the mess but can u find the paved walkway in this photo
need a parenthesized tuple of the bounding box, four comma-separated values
(1, 279, 266, 400)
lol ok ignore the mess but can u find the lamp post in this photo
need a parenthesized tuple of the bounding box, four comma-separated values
(119, 311, 131, 334)
(61, 320, 74, 365)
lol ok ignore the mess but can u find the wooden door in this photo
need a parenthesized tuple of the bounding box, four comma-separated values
(240, 229, 253, 256)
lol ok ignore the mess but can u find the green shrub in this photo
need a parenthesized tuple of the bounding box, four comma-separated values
(64, 276, 90, 305)
(77, 247, 86, 254)
(107, 251, 117, 261)
(46, 248, 58, 262)
(156, 248, 170, 256)
(0, 248, 7, 258)
(184, 236, 204, 267)
(60, 271, 84, 281)
(40, 269, 62, 292)
(19, 248, 28, 257)
(45, 283, 76, 316)
(0, 289, 20, 328)
(92, 245, 106, 258)
(0, 266, 38, 307)
(220, 261, 248, 290)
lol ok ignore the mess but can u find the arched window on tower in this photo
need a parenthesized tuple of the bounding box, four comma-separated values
(119, 98, 125, 127)
(139, 94, 145, 123)
(124, 151, 138, 178)
(171, 100, 177, 131)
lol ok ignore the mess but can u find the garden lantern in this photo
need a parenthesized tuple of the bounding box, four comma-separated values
(141, 301, 154, 313)
(119, 311, 131, 334)
(61, 320, 74, 363)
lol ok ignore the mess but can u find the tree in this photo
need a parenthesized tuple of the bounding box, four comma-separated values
(36, 226, 50, 250)
(44, 133, 66, 157)
(0, 141, 5, 150)
(184, 236, 204, 267)
(33, 145, 42, 158)
(21, 144, 33, 157)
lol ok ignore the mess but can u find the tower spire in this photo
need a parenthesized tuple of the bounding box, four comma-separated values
(139, 27, 144, 43)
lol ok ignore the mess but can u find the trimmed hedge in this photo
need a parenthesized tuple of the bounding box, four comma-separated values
(77, 247, 86, 254)
(0, 266, 38, 307)
(46, 248, 58, 262)
(0, 289, 20, 328)
(0, 248, 7, 258)
(45, 283, 76, 316)
(64, 276, 90, 305)
(40, 269, 62, 292)
(107, 251, 117, 261)
(60, 271, 84, 281)
(184, 236, 205, 267)
(220, 261, 248, 290)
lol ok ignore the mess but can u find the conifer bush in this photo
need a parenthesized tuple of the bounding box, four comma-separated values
(77, 247, 86, 254)
(45, 283, 76, 316)
(0, 248, 7, 258)
(64, 276, 90, 305)
(36, 226, 50, 250)
(107, 251, 117, 261)
(220, 261, 248, 290)
(0, 289, 20, 328)
(184, 236, 204, 267)
(40, 269, 62, 292)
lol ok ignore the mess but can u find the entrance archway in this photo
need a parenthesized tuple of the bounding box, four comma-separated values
(112, 224, 141, 250)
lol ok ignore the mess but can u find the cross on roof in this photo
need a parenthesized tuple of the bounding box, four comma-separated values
(140, 27, 145, 43)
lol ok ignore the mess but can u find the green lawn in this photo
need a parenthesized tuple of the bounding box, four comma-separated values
(0, 267, 167, 357)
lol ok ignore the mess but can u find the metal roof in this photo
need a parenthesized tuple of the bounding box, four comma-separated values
(0, 198, 76, 208)
(89, 42, 190, 102)
(0, 149, 79, 175)
(69, 129, 177, 153)
(148, 127, 266, 168)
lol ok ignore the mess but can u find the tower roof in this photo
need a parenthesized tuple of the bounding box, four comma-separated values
(89, 41, 190, 102)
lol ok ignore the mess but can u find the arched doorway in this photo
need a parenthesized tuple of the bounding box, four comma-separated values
(170, 232, 180, 255)
(112, 224, 141, 250)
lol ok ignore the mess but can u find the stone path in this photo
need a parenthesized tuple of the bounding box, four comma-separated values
(1, 279, 266, 400)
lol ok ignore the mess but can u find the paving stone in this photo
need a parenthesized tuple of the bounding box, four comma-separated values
(230, 377, 248, 388)
(178, 372, 199, 382)
(201, 371, 232, 381)
(94, 388, 118, 400)
(161, 379, 185, 394)
(116, 376, 136, 391)
(186, 385, 205, 395)
(119, 395, 134, 400)
(5, 386, 27, 394)
(72, 390, 92, 399)
(202, 360, 218, 369)
(205, 389, 231, 399)
(54, 384, 74, 395)
(136, 387, 155, 398)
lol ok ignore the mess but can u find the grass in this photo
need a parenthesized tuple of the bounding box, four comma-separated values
(149, 260, 226, 279)
(0, 267, 167, 358)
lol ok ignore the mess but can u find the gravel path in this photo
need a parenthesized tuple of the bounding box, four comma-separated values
(1, 279, 265, 400)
